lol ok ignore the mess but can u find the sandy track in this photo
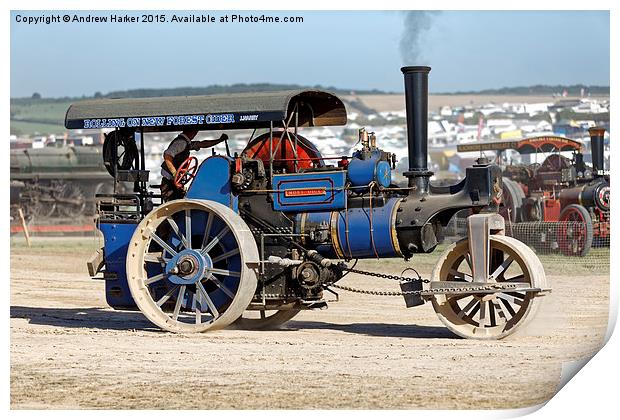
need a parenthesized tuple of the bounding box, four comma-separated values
(10, 243, 608, 409)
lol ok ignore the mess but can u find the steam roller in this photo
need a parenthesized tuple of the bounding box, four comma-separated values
(70, 65, 550, 339)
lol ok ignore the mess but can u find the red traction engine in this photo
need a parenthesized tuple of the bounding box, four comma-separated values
(480, 130, 609, 256)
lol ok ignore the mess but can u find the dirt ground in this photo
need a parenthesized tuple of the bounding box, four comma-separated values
(10, 237, 609, 409)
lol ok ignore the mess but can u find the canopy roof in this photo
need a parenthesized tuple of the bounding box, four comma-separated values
(457, 136, 583, 154)
(64, 90, 347, 132)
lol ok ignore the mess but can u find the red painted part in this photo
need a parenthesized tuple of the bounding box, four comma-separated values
(594, 222, 610, 238)
(11, 224, 96, 233)
(516, 136, 583, 153)
(243, 131, 323, 173)
(174, 156, 198, 188)
(543, 198, 562, 221)
(593, 210, 610, 238)
(557, 206, 590, 256)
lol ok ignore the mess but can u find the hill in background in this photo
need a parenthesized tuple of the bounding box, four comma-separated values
(10, 82, 609, 136)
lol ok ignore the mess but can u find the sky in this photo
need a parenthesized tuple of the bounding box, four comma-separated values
(10, 10, 610, 98)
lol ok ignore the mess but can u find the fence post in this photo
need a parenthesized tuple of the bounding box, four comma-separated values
(17, 208, 31, 247)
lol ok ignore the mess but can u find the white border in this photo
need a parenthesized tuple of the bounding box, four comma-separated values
(3, 1, 616, 419)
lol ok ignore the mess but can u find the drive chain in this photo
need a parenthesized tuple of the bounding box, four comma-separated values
(333, 267, 527, 297)
(345, 267, 430, 283)
(331, 282, 524, 297)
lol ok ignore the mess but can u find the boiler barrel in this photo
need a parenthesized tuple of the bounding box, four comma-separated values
(296, 197, 403, 259)
(558, 180, 610, 212)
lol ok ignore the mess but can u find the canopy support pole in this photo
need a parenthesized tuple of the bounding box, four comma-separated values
(269, 121, 273, 175)
(294, 103, 299, 172)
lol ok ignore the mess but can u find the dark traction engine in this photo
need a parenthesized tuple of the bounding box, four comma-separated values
(86, 66, 549, 339)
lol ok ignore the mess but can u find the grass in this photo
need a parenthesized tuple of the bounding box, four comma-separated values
(10, 120, 66, 136)
(10, 100, 73, 135)
(10, 236, 103, 255)
(537, 247, 609, 274)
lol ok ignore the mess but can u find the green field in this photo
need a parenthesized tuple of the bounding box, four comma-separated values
(10, 100, 74, 135)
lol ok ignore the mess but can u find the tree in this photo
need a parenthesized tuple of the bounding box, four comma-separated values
(94, 91, 102, 98)
(31, 92, 41, 99)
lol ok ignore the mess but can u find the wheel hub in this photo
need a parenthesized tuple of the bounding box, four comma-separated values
(166, 249, 212, 285)
(178, 256, 198, 276)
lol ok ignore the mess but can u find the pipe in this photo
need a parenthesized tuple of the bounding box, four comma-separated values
(401, 66, 432, 193)
(588, 127, 606, 174)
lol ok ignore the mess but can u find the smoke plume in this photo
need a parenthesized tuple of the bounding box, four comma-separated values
(399, 11, 440, 64)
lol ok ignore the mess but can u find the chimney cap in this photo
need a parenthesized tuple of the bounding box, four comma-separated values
(401, 66, 431, 74)
(588, 127, 606, 137)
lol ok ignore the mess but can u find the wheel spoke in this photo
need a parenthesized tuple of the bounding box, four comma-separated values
(156, 285, 180, 307)
(449, 269, 472, 282)
(211, 248, 240, 264)
(497, 292, 524, 307)
(499, 297, 517, 317)
(190, 292, 197, 311)
(464, 253, 473, 271)
(166, 217, 189, 250)
(201, 212, 214, 250)
(172, 285, 186, 321)
(185, 210, 192, 249)
(201, 226, 231, 256)
(196, 307, 201, 324)
(207, 275, 235, 299)
(492, 298, 508, 322)
(488, 301, 496, 326)
(196, 282, 220, 318)
(457, 298, 478, 319)
(490, 256, 514, 280)
(144, 252, 167, 264)
(467, 301, 481, 319)
(150, 231, 178, 257)
(210, 268, 241, 278)
(145, 272, 167, 285)
(479, 300, 487, 327)
(502, 274, 525, 283)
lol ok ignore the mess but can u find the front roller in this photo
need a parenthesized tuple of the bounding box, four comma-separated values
(428, 214, 549, 340)
(126, 199, 259, 333)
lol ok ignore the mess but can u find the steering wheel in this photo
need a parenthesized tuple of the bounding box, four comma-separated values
(173, 156, 198, 189)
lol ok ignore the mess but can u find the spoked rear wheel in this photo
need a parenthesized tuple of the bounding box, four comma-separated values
(234, 309, 301, 330)
(557, 204, 593, 257)
(126, 199, 258, 333)
(499, 178, 524, 223)
(430, 235, 546, 340)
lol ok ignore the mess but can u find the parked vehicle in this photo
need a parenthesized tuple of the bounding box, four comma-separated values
(458, 131, 610, 256)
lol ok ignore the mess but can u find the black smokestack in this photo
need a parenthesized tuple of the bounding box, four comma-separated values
(401, 66, 431, 191)
(588, 127, 606, 174)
